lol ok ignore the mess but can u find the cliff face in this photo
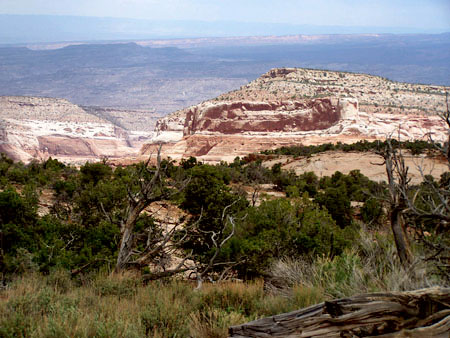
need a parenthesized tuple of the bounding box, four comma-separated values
(0, 96, 149, 163)
(153, 97, 358, 141)
(148, 68, 449, 162)
(183, 99, 341, 135)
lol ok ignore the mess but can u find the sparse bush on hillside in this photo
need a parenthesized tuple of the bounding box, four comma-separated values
(0, 152, 381, 277)
(0, 147, 447, 286)
(180, 164, 248, 278)
(361, 197, 384, 226)
(0, 187, 39, 273)
(260, 139, 439, 157)
(315, 185, 353, 228)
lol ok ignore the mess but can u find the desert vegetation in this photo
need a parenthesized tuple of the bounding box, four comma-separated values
(0, 132, 449, 336)
(260, 139, 440, 157)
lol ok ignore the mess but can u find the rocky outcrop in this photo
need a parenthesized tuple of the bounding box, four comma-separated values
(144, 109, 448, 164)
(146, 68, 449, 162)
(0, 96, 151, 163)
(183, 99, 341, 135)
(154, 97, 360, 142)
(153, 110, 186, 143)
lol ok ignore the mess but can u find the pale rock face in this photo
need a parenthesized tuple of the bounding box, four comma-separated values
(153, 110, 186, 143)
(0, 96, 144, 164)
(338, 98, 359, 120)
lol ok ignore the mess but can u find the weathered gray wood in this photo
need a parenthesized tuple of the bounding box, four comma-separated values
(373, 314, 450, 338)
(229, 287, 450, 337)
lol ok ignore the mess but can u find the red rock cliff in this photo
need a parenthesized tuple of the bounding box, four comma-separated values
(183, 99, 341, 135)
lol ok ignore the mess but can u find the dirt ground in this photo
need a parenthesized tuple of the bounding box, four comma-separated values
(262, 151, 448, 183)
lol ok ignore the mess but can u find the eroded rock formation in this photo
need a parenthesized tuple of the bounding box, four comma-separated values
(0, 96, 152, 163)
(3, 67, 449, 166)
(183, 99, 342, 135)
(147, 68, 448, 162)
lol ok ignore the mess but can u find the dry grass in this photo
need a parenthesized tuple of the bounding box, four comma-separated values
(2, 227, 445, 337)
(0, 272, 322, 338)
(267, 226, 445, 299)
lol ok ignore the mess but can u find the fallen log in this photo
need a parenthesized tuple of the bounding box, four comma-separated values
(229, 287, 450, 337)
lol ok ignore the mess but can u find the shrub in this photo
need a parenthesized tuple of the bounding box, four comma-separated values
(267, 227, 445, 299)
(361, 198, 384, 226)
(228, 197, 354, 277)
(315, 185, 353, 228)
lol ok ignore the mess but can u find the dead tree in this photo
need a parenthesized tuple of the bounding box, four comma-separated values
(129, 207, 196, 280)
(103, 146, 241, 282)
(251, 185, 260, 207)
(375, 139, 413, 267)
(436, 92, 450, 161)
(375, 94, 450, 274)
(402, 94, 450, 279)
(101, 145, 189, 272)
(192, 199, 245, 290)
(229, 287, 450, 337)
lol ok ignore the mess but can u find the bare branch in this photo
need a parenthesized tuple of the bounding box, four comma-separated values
(194, 212, 238, 290)
(114, 144, 190, 272)
(99, 201, 113, 224)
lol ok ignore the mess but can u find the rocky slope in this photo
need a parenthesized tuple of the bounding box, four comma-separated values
(0, 96, 153, 163)
(263, 151, 449, 185)
(147, 68, 449, 163)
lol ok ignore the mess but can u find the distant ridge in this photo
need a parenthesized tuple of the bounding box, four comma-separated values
(1, 14, 448, 44)
(1, 37, 449, 112)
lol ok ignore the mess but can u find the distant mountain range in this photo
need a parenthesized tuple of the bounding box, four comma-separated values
(1, 33, 449, 114)
(1, 14, 449, 45)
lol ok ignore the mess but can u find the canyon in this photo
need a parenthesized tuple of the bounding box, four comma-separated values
(1, 67, 449, 181)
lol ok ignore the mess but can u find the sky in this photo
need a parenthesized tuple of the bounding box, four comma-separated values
(1, 0, 449, 30)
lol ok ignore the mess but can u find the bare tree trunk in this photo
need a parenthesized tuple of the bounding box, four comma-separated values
(115, 199, 147, 271)
(116, 226, 134, 271)
(97, 144, 193, 276)
(229, 287, 450, 337)
(390, 205, 412, 266)
(382, 140, 413, 267)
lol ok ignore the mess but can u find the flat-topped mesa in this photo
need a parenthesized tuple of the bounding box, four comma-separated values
(217, 67, 447, 115)
(147, 67, 448, 162)
(0, 96, 103, 123)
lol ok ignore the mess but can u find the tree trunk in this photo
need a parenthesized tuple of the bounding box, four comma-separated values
(390, 205, 413, 267)
(115, 226, 134, 271)
(115, 203, 144, 271)
(383, 144, 413, 268)
(229, 287, 450, 337)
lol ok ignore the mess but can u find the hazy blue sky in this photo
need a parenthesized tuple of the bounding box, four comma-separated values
(1, 0, 449, 30)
